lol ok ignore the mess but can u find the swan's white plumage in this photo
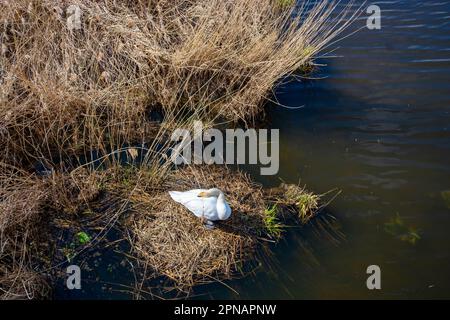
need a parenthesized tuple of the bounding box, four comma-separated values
(169, 188, 231, 221)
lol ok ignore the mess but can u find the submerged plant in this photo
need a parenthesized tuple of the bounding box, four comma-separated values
(440, 190, 450, 209)
(384, 214, 421, 245)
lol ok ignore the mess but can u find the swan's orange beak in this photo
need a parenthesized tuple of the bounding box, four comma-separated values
(197, 191, 208, 198)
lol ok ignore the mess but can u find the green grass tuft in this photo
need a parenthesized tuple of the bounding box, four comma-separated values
(75, 231, 91, 245)
(263, 204, 283, 239)
(277, 0, 296, 9)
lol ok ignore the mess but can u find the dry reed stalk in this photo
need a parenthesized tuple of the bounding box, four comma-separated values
(0, 163, 49, 299)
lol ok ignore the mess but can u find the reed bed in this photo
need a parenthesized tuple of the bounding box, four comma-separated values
(0, 0, 357, 167)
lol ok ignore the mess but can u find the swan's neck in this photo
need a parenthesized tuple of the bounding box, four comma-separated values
(216, 193, 230, 220)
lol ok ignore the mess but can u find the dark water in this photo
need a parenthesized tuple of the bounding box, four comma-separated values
(207, 0, 450, 299)
(54, 0, 450, 299)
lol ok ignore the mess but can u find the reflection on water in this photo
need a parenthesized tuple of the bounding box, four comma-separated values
(206, 0, 450, 299)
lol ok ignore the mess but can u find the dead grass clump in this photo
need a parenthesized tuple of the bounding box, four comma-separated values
(46, 169, 104, 215)
(0, 165, 48, 232)
(0, 164, 50, 299)
(264, 182, 321, 224)
(127, 166, 268, 288)
(0, 266, 49, 300)
(278, 183, 320, 223)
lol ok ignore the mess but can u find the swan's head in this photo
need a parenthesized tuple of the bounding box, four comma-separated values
(197, 188, 223, 198)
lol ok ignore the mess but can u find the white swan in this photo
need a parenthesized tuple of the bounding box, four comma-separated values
(169, 188, 231, 228)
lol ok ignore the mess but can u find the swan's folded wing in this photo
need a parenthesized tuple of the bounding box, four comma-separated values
(168, 191, 184, 202)
(169, 190, 203, 202)
(180, 198, 206, 218)
(169, 190, 208, 218)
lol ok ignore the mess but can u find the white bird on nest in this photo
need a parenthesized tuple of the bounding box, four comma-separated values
(168, 188, 232, 229)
